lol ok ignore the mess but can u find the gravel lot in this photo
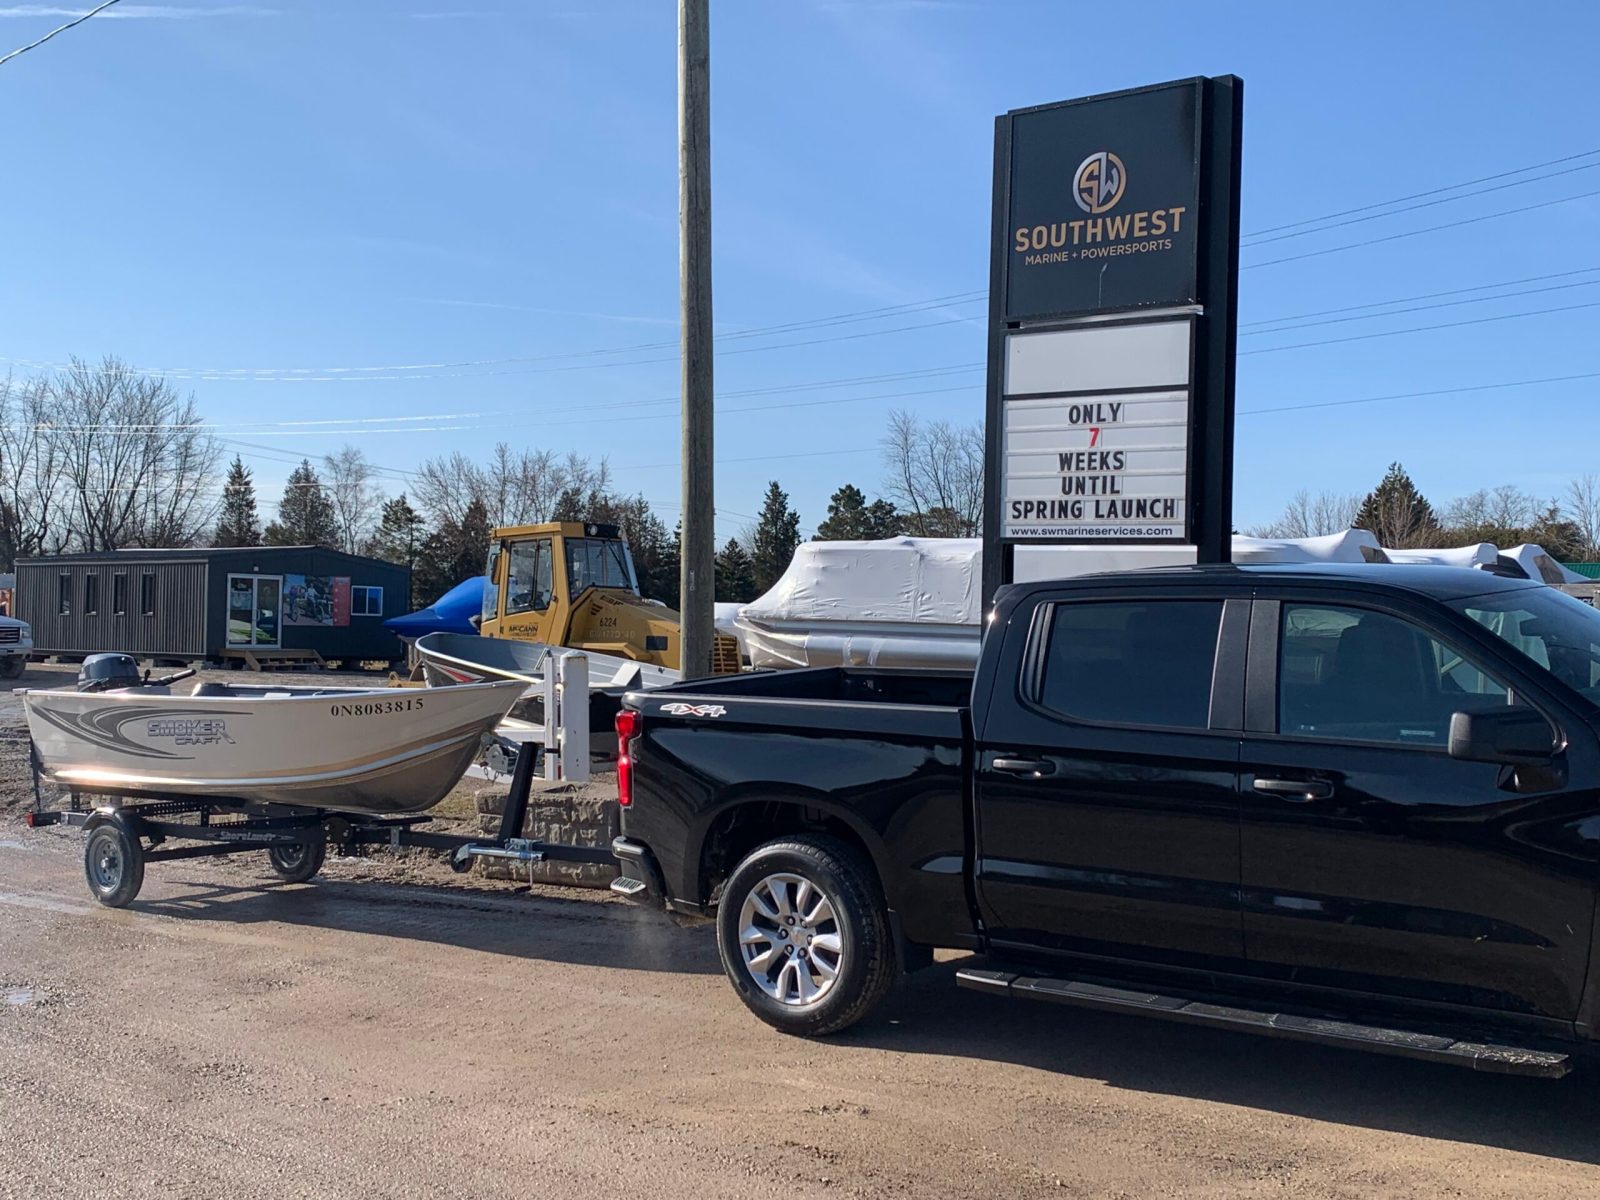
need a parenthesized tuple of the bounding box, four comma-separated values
(3, 662, 1599, 1199)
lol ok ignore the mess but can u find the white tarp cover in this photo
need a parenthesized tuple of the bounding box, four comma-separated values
(1229, 529, 1387, 564)
(1504, 544, 1588, 585)
(736, 538, 982, 670)
(1382, 544, 1498, 568)
(741, 537, 983, 626)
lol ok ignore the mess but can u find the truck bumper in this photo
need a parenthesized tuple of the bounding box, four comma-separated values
(610, 836, 668, 907)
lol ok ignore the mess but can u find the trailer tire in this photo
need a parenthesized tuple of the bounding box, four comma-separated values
(716, 834, 895, 1037)
(267, 836, 326, 884)
(84, 823, 145, 908)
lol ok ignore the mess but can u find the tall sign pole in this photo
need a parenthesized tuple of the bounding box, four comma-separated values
(678, 0, 715, 678)
(982, 75, 1243, 604)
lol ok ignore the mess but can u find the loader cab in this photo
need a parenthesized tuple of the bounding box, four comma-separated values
(481, 522, 638, 642)
(480, 520, 740, 675)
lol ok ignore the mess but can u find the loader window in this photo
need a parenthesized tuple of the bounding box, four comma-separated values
(565, 538, 636, 597)
(505, 538, 554, 614)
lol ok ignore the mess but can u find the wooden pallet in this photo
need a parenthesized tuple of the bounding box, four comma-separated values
(218, 647, 326, 672)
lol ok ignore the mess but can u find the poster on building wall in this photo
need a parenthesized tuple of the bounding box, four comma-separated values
(283, 574, 333, 626)
(330, 577, 351, 627)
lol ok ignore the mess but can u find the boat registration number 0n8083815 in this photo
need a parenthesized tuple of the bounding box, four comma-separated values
(329, 698, 427, 717)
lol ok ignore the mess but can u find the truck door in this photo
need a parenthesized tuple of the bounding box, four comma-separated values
(975, 593, 1248, 970)
(1238, 595, 1597, 1020)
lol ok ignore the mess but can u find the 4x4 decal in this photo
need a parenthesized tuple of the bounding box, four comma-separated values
(660, 702, 727, 719)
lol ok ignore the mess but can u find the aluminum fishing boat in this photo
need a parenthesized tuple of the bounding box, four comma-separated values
(414, 631, 678, 693)
(23, 672, 525, 815)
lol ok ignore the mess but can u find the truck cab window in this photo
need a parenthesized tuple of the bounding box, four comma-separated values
(1279, 604, 1512, 746)
(1039, 600, 1223, 729)
(505, 539, 554, 615)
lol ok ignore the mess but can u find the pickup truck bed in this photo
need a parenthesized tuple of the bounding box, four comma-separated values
(615, 666, 976, 951)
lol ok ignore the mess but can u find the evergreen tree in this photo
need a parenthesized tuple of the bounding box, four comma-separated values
(715, 538, 758, 603)
(212, 455, 261, 547)
(263, 459, 338, 548)
(814, 484, 901, 541)
(367, 493, 428, 608)
(414, 497, 492, 606)
(751, 481, 802, 592)
(1353, 462, 1440, 549)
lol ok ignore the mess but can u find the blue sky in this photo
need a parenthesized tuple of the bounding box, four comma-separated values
(2, 0, 1597, 538)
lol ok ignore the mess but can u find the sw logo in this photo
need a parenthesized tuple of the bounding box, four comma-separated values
(661, 702, 728, 718)
(1073, 150, 1126, 214)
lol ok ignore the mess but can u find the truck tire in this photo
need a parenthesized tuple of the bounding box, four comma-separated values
(716, 835, 896, 1037)
(0, 657, 24, 680)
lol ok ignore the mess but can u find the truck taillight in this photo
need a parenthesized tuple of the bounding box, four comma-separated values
(615, 709, 641, 807)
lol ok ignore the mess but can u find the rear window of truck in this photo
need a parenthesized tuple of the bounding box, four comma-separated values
(1039, 600, 1223, 730)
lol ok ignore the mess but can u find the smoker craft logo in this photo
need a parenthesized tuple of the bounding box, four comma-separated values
(660, 702, 727, 719)
(30, 705, 248, 760)
(1073, 150, 1126, 214)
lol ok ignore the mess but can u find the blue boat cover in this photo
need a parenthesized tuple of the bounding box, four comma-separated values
(384, 576, 485, 638)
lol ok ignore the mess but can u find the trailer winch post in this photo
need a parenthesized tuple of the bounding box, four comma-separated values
(538, 649, 590, 784)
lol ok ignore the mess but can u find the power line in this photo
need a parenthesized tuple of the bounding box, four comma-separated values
(1238, 298, 1600, 356)
(0, 293, 986, 383)
(1239, 266, 1600, 328)
(0, 0, 120, 68)
(1240, 370, 1600, 417)
(1240, 161, 1600, 248)
(1239, 278, 1600, 337)
(1243, 187, 1600, 270)
(1241, 147, 1600, 238)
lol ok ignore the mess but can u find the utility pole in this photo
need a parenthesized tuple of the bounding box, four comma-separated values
(678, 0, 715, 679)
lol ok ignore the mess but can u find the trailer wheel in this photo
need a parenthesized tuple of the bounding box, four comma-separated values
(716, 835, 896, 1037)
(84, 823, 145, 908)
(267, 836, 327, 884)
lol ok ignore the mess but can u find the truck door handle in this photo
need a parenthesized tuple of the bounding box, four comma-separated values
(992, 757, 1056, 777)
(1252, 777, 1333, 802)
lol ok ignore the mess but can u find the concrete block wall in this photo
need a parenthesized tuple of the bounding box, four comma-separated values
(474, 777, 619, 888)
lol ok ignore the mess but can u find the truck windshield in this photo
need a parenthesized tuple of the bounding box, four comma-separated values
(1447, 587, 1600, 708)
(565, 538, 637, 596)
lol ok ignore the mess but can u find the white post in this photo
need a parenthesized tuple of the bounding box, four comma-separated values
(557, 651, 590, 783)
(541, 657, 560, 782)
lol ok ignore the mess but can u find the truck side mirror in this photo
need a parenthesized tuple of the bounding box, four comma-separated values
(1447, 708, 1555, 766)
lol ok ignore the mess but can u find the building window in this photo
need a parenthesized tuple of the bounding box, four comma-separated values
(58, 573, 71, 616)
(140, 572, 156, 617)
(351, 585, 384, 617)
(113, 573, 128, 616)
(84, 573, 100, 616)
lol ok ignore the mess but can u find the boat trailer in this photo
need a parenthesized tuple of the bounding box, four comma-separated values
(24, 741, 616, 908)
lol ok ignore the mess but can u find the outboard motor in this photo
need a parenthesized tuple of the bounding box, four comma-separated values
(77, 653, 143, 693)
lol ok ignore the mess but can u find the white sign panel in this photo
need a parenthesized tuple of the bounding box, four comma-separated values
(1001, 319, 1192, 541)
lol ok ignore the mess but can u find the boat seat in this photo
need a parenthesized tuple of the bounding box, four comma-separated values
(190, 681, 234, 697)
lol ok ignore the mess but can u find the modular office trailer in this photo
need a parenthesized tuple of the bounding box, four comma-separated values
(15, 546, 410, 663)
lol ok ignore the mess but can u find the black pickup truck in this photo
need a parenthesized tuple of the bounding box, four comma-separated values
(612, 564, 1600, 1077)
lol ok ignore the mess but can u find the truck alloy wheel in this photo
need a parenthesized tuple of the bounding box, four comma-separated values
(737, 872, 845, 1006)
(716, 835, 896, 1036)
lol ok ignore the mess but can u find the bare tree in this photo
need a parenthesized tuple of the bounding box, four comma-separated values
(1566, 473, 1600, 559)
(881, 409, 984, 537)
(322, 444, 382, 554)
(413, 444, 611, 530)
(48, 357, 221, 551)
(1247, 489, 1361, 539)
(0, 374, 71, 567)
